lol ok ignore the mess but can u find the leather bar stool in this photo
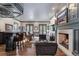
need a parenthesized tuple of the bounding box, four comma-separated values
(20, 32, 28, 48)
(18, 33, 24, 49)
(22, 32, 28, 47)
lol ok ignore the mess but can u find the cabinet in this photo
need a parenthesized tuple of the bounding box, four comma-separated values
(0, 32, 4, 44)
(0, 32, 16, 51)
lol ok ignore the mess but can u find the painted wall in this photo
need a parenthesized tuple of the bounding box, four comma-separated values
(0, 18, 21, 32)
(20, 21, 49, 32)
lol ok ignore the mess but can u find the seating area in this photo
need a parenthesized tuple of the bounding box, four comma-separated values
(0, 31, 59, 56)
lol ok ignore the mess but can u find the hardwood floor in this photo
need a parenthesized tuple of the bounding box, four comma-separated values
(0, 42, 66, 56)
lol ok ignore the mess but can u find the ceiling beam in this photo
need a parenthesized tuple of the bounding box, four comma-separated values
(0, 5, 14, 17)
(11, 3, 23, 14)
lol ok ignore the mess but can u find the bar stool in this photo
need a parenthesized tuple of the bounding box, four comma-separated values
(14, 33, 20, 49)
(19, 33, 24, 49)
(22, 32, 28, 47)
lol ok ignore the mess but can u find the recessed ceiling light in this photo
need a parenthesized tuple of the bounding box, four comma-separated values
(52, 8, 55, 10)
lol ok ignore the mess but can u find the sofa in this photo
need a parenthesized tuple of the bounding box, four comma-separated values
(35, 42, 58, 56)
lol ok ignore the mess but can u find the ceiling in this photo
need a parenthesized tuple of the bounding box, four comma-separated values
(0, 3, 67, 21)
(22, 3, 67, 21)
(0, 3, 23, 18)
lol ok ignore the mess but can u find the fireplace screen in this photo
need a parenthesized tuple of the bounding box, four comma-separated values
(59, 33, 69, 49)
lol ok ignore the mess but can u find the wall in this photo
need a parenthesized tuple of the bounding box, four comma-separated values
(21, 21, 49, 26)
(0, 18, 21, 32)
(20, 21, 49, 32)
(56, 3, 79, 56)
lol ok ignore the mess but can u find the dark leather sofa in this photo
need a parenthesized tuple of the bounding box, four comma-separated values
(35, 42, 58, 56)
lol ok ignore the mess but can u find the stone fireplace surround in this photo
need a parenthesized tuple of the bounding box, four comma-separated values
(57, 29, 74, 56)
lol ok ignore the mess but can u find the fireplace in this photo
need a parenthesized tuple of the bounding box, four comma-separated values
(57, 29, 74, 55)
(59, 33, 69, 49)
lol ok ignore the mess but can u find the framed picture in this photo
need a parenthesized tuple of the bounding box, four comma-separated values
(5, 24, 13, 32)
(57, 8, 68, 24)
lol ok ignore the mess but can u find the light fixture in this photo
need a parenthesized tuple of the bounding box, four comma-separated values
(52, 8, 55, 10)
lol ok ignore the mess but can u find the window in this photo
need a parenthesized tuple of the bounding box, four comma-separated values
(26, 24, 34, 34)
(39, 24, 47, 34)
(39, 25, 43, 34)
(13, 22, 18, 32)
(5, 24, 13, 32)
(51, 25, 55, 31)
(68, 3, 77, 20)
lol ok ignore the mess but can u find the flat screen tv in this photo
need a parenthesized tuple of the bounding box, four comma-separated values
(39, 34, 46, 41)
